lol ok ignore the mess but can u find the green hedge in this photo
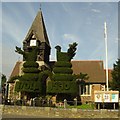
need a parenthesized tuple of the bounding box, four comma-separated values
(57, 52, 70, 61)
(52, 74, 73, 81)
(8, 76, 20, 83)
(23, 61, 39, 68)
(23, 68, 40, 73)
(53, 67, 73, 74)
(19, 74, 39, 81)
(54, 61, 72, 68)
(25, 47, 38, 61)
(38, 70, 52, 81)
(15, 81, 41, 92)
(47, 81, 78, 94)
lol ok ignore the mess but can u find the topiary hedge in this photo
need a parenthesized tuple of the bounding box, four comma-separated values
(23, 68, 40, 73)
(54, 61, 72, 68)
(52, 74, 73, 81)
(53, 67, 73, 74)
(15, 81, 41, 92)
(57, 52, 70, 61)
(8, 76, 21, 83)
(23, 61, 39, 68)
(19, 74, 39, 81)
(47, 81, 78, 94)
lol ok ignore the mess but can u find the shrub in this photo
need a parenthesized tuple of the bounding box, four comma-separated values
(57, 52, 70, 61)
(53, 67, 73, 74)
(52, 74, 73, 81)
(23, 61, 39, 68)
(15, 81, 42, 92)
(23, 68, 40, 73)
(47, 81, 78, 94)
(54, 61, 72, 68)
(38, 70, 52, 80)
(8, 76, 20, 83)
(19, 74, 39, 81)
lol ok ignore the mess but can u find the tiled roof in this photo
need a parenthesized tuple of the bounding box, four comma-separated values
(71, 60, 106, 83)
(10, 60, 106, 83)
(10, 61, 22, 78)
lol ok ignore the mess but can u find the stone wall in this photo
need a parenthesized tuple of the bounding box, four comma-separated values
(2, 105, 119, 118)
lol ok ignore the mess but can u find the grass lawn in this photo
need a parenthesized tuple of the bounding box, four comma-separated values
(57, 103, 94, 109)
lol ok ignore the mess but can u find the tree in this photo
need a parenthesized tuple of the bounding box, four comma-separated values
(75, 72, 89, 96)
(1, 74, 7, 104)
(47, 42, 78, 101)
(1, 74, 7, 88)
(111, 59, 120, 92)
(14, 46, 41, 96)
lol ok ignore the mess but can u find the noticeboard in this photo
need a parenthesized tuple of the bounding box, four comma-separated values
(94, 91, 119, 103)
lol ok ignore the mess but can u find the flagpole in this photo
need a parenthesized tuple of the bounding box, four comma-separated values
(104, 22, 109, 91)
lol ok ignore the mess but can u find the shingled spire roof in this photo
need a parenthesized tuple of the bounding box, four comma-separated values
(23, 10, 50, 47)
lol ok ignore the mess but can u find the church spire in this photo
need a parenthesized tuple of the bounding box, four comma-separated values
(23, 9, 51, 63)
(23, 10, 50, 47)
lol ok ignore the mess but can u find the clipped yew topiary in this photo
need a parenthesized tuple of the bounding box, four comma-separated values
(53, 67, 73, 74)
(47, 42, 78, 96)
(14, 46, 42, 94)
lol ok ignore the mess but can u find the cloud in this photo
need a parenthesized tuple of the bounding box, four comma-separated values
(91, 9, 101, 13)
(63, 34, 79, 42)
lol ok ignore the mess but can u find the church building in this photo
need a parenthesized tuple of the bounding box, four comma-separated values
(7, 9, 111, 104)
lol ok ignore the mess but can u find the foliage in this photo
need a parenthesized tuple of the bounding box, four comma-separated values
(67, 42, 78, 60)
(47, 81, 78, 94)
(111, 59, 120, 92)
(57, 52, 70, 61)
(53, 67, 73, 74)
(54, 61, 72, 67)
(74, 72, 89, 81)
(1, 74, 7, 87)
(15, 81, 41, 92)
(38, 70, 53, 81)
(55, 42, 78, 61)
(47, 42, 78, 97)
(23, 61, 39, 68)
(19, 74, 39, 81)
(8, 76, 20, 83)
(23, 68, 40, 73)
(52, 74, 73, 81)
(15, 46, 38, 61)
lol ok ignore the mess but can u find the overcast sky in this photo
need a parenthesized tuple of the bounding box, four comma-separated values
(0, 1, 119, 79)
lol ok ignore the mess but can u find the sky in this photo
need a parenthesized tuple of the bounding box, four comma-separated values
(0, 1, 119, 79)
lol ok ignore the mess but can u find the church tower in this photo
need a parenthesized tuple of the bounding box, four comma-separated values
(23, 10, 51, 64)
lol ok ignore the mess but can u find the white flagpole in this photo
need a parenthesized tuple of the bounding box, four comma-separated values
(104, 22, 109, 91)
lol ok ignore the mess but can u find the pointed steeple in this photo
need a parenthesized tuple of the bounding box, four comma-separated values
(23, 10, 51, 63)
(23, 10, 50, 47)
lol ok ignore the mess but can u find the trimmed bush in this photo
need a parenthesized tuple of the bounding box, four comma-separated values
(54, 61, 72, 68)
(38, 70, 52, 80)
(52, 74, 73, 81)
(57, 52, 70, 61)
(53, 67, 73, 74)
(23, 61, 39, 68)
(23, 68, 40, 73)
(8, 76, 20, 83)
(15, 81, 41, 92)
(47, 81, 78, 94)
(19, 74, 39, 81)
